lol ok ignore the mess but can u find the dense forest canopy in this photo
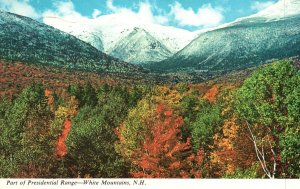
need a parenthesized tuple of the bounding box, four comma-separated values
(0, 60, 299, 178)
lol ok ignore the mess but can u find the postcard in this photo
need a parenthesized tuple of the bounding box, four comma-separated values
(0, 0, 299, 189)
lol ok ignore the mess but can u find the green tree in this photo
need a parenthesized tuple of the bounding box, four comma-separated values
(191, 104, 222, 151)
(115, 99, 155, 161)
(0, 84, 55, 177)
(180, 96, 207, 140)
(64, 85, 139, 177)
(65, 105, 129, 177)
(280, 127, 300, 178)
(235, 60, 300, 178)
(68, 83, 97, 107)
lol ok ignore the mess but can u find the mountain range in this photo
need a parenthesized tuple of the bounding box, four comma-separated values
(0, 0, 299, 83)
(0, 10, 145, 75)
(43, 0, 300, 74)
(43, 13, 196, 64)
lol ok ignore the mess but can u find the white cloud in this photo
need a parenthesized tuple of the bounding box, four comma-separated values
(0, 0, 39, 18)
(251, 1, 275, 12)
(42, 0, 224, 30)
(92, 9, 101, 18)
(170, 2, 224, 28)
(43, 0, 168, 25)
(106, 0, 119, 13)
(42, 1, 88, 22)
(106, 0, 169, 25)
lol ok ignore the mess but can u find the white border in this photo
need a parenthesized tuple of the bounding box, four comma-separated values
(1, 179, 299, 189)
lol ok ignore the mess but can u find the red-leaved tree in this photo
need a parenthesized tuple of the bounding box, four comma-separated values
(56, 119, 72, 158)
(131, 103, 204, 178)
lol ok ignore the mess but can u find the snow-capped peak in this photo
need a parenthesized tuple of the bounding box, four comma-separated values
(249, 0, 300, 19)
(90, 13, 180, 53)
(110, 26, 173, 64)
(43, 13, 196, 54)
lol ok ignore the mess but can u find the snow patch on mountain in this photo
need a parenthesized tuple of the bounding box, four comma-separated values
(110, 27, 172, 64)
(239, 0, 300, 21)
(43, 13, 196, 63)
(150, 0, 300, 76)
(44, 14, 196, 52)
(43, 16, 104, 51)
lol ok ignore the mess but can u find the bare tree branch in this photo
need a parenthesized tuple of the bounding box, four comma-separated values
(269, 139, 277, 178)
(246, 121, 276, 179)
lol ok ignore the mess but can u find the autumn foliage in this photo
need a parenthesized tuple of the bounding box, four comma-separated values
(203, 85, 219, 103)
(0, 60, 299, 178)
(130, 104, 204, 178)
(56, 119, 72, 158)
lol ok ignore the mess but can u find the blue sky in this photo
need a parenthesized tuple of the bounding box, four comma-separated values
(0, 0, 278, 30)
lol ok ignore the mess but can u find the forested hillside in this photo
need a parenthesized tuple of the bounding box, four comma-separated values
(0, 60, 299, 178)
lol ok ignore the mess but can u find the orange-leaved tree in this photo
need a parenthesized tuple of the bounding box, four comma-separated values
(203, 85, 219, 103)
(52, 96, 79, 159)
(131, 103, 204, 178)
(211, 88, 257, 177)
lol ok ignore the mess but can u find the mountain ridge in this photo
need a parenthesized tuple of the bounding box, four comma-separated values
(0, 11, 146, 75)
(43, 13, 196, 64)
(148, 17, 300, 71)
(145, 0, 300, 79)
